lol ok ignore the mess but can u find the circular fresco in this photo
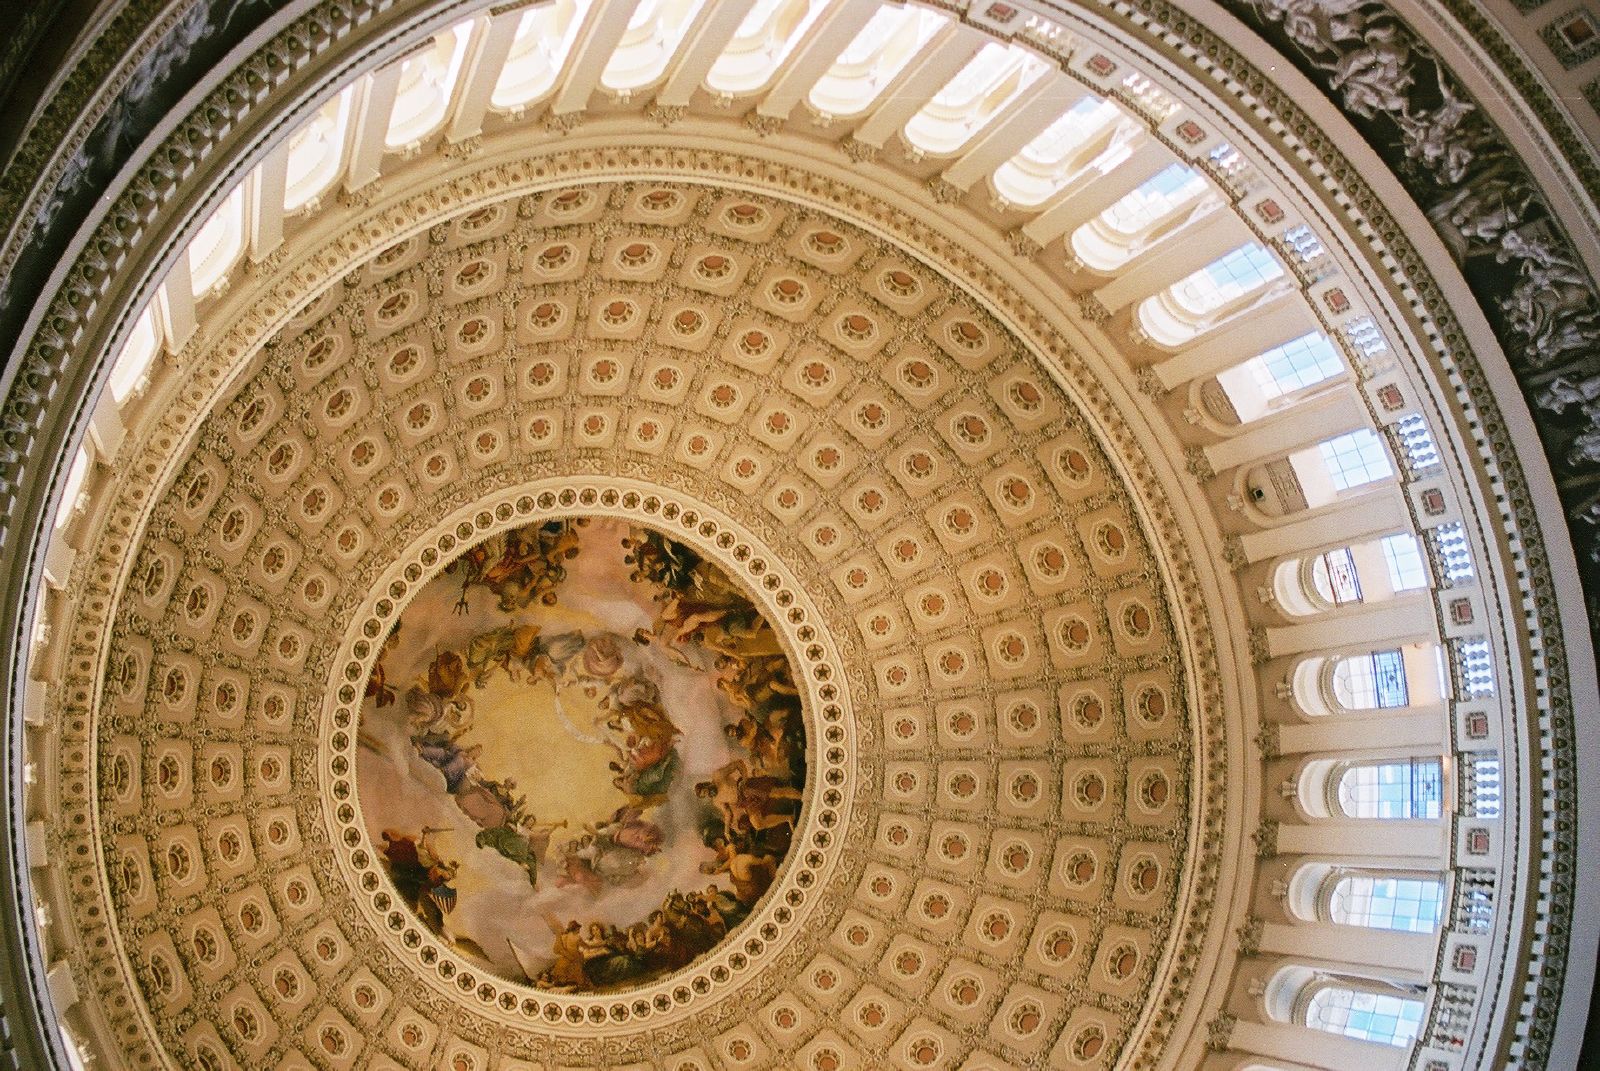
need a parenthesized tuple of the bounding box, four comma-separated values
(358, 515, 808, 993)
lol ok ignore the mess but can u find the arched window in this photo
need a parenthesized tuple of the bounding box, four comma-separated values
(1330, 650, 1410, 710)
(109, 305, 162, 404)
(1302, 980, 1425, 1047)
(54, 447, 90, 530)
(1334, 759, 1443, 820)
(1168, 243, 1283, 317)
(385, 22, 473, 148)
(903, 42, 1050, 156)
(706, 0, 826, 95)
(492, 0, 591, 109)
(991, 95, 1123, 207)
(807, 4, 950, 118)
(1325, 873, 1445, 932)
(186, 185, 245, 297)
(601, 0, 699, 91)
(284, 85, 355, 212)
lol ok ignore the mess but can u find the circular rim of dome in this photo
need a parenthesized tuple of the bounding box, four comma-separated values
(68, 165, 1228, 1065)
(0, 2, 1593, 1069)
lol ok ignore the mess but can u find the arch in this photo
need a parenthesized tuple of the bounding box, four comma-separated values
(385, 20, 473, 148)
(706, 0, 828, 96)
(990, 94, 1126, 207)
(1300, 978, 1426, 1048)
(1322, 758, 1444, 821)
(1137, 242, 1288, 345)
(1289, 642, 1445, 717)
(805, 4, 949, 118)
(1286, 862, 1446, 932)
(1271, 533, 1431, 619)
(491, 0, 592, 110)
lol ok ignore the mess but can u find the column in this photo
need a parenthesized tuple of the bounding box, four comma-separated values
(1279, 820, 1448, 862)
(850, 25, 983, 149)
(345, 63, 405, 190)
(656, 0, 759, 107)
(1277, 706, 1448, 755)
(1259, 923, 1437, 979)
(154, 261, 196, 352)
(447, 11, 523, 142)
(1150, 289, 1316, 386)
(1264, 595, 1437, 659)
(1202, 386, 1368, 475)
(1238, 490, 1411, 562)
(247, 146, 288, 262)
(755, 0, 880, 121)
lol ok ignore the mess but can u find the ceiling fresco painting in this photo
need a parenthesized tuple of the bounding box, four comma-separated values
(360, 517, 806, 992)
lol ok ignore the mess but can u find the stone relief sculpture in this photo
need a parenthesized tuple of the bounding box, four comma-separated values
(1230, 0, 1600, 614)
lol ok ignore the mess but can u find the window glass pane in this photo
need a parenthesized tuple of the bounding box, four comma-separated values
(1306, 985, 1424, 1047)
(1099, 164, 1205, 236)
(1380, 534, 1428, 591)
(1328, 875, 1445, 932)
(1338, 759, 1442, 819)
(1318, 429, 1394, 491)
(1331, 651, 1408, 710)
(109, 305, 161, 404)
(1247, 332, 1344, 399)
(1169, 243, 1282, 315)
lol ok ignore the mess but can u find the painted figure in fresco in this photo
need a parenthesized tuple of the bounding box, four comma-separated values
(364, 625, 401, 708)
(475, 815, 566, 889)
(379, 828, 458, 933)
(699, 838, 778, 905)
(538, 917, 590, 990)
(367, 520, 809, 995)
(449, 519, 584, 613)
(696, 759, 802, 836)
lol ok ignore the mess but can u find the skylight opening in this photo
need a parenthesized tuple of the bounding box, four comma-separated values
(601, 0, 699, 92)
(903, 42, 1049, 156)
(1317, 429, 1395, 492)
(991, 96, 1120, 206)
(54, 447, 89, 530)
(1379, 534, 1429, 592)
(807, 4, 949, 117)
(385, 21, 474, 148)
(706, 0, 828, 95)
(493, 0, 592, 109)
(1306, 985, 1425, 1047)
(284, 85, 355, 212)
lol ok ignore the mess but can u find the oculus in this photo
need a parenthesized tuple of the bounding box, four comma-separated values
(359, 516, 807, 992)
